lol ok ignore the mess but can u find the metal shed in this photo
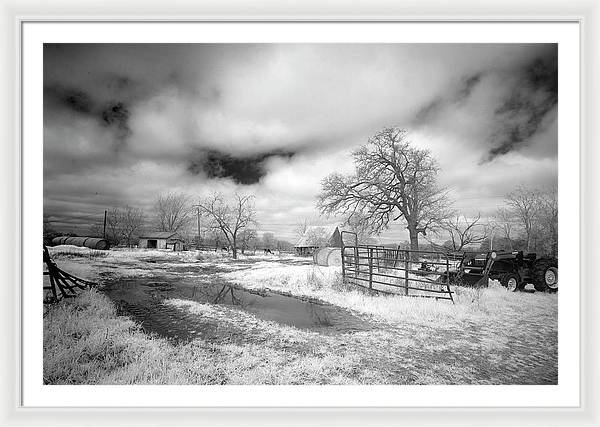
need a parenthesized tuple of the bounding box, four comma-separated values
(51, 236, 110, 250)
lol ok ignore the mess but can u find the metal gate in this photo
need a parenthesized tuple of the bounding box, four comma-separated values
(340, 231, 455, 302)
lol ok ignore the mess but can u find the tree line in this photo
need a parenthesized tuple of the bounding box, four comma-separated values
(46, 126, 557, 258)
(80, 191, 293, 259)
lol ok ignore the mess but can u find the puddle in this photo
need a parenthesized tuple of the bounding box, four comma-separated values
(102, 276, 373, 343)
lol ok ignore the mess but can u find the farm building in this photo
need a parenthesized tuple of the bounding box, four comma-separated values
(138, 232, 185, 251)
(294, 225, 343, 256)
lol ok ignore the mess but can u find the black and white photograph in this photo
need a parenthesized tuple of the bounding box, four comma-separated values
(42, 42, 559, 386)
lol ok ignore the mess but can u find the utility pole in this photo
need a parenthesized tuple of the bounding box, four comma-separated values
(103, 210, 107, 239)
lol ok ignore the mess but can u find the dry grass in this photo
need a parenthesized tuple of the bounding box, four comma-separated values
(194, 250, 233, 261)
(221, 263, 557, 327)
(221, 263, 557, 384)
(44, 248, 558, 385)
(48, 245, 109, 260)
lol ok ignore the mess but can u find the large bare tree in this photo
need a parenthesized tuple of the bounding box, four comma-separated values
(155, 192, 192, 232)
(345, 211, 376, 244)
(196, 193, 256, 259)
(441, 213, 488, 251)
(318, 127, 451, 251)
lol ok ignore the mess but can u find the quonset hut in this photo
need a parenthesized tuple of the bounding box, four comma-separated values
(51, 236, 110, 250)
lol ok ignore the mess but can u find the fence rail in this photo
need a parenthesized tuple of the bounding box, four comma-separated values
(340, 231, 455, 303)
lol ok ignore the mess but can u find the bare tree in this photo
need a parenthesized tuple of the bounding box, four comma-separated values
(505, 186, 541, 252)
(261, 232, 276, 250)
(105, 207, 122, 246)
(318, 127, 451, 251)
(239, 228, 257, 254)
(302, 227, 329, 248)
(207, 228, 226, 250)
(197, 193, 256, 259)
(294, 218, 310, 241)
(193, 221, 210, 248)
(155, 192, 192, 232)
(119, 206, 145, 247)
(441, 213, 488, 251)
(275, 239, 293, 253)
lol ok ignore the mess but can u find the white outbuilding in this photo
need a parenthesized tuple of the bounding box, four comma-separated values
(138, 232, 185, 251)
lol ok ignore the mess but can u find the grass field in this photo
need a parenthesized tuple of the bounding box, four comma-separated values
(44, 246, 558, 385)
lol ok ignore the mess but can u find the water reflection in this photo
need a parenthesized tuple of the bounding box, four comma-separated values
(103, 277, 372, 342)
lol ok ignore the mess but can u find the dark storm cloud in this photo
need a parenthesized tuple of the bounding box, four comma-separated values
(44, 84, 95, 114)
(45, 83, 133, 137)
(485, 48, 558, 161)
(100, 101, 132, 147)
(187, 149, 296, 185)
(44, 84, 132, 169)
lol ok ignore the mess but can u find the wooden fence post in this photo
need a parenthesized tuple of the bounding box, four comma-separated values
(368, 248, 373, 290)
(393, 245, 401, 268)
(404, 250, 409, 296)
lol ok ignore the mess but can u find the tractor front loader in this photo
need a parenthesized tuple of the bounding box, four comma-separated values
(445, 251, 558, 292)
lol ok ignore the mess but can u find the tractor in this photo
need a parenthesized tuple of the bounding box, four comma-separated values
(444, 250, 558, 292)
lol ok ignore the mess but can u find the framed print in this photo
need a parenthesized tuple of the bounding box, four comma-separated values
(2, 0, 599, 426)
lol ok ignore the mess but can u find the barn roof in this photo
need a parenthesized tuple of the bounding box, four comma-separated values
(294, 225, 340, 248)
(139, 231, 184, 240)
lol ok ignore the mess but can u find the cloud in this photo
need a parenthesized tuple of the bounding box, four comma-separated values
(485, 51, 558, 160)
(100, 102, 131, 149)
(187, 149, 296, 185)
(43, 43, 558, 240)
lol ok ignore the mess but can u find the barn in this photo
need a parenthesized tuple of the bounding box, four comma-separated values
(138, 232, 185, 251)
(294, 225, 343, 256)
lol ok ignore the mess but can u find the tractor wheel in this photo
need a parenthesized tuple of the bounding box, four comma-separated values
(532, 258, 558, 292)
(500, 273, 520, 292)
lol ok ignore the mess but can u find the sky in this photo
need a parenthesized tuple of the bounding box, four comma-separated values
(43, 43, 558, 243)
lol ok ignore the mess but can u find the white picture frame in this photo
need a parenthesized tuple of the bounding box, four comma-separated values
(2, 0, 599, 425)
